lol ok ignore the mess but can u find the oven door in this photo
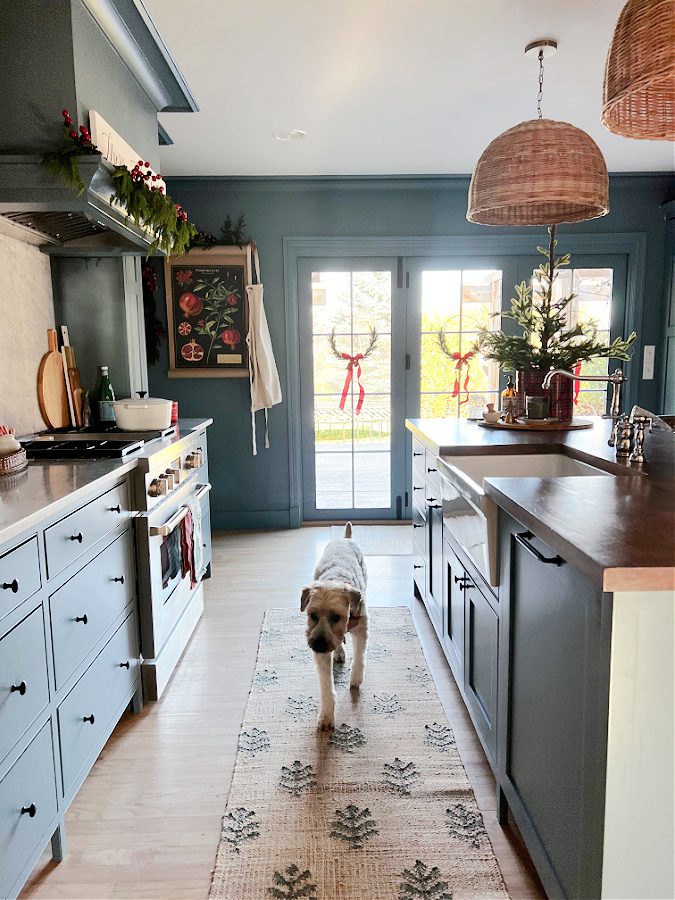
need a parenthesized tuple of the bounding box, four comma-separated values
(136, 479, 211, 659)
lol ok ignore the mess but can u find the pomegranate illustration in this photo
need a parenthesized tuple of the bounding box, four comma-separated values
(178, 322, 192, 336)
(220, 327, 241, 349)
(178, 291, 204, 317)
(226, 294, 238, 307)
(180, 339, 204, 362)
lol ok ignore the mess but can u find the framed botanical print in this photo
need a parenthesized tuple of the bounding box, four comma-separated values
(165, 247, 250, 378)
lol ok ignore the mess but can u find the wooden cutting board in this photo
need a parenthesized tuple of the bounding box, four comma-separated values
(477, 417, 594, 432)
(37, 329, 70, 428)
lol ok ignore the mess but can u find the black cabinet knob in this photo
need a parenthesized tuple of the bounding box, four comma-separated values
(412, 485, 423, 491)
(413, 564, 422, 570)
(2, 579, 18, 593)
(70, 532, 83, 543)
(108, 505, 121, 513)
(10, 681, 27, 695)
(412, 523, 423, 529)
(113, 575, 125, 584)
(75, 614, 88, 625)
(21, 804, 36, 818)
(413, 452, 423, 457)
(427, 467, 437, 473)
(119, 661, 130, 669)
(83, 714, 95, 724)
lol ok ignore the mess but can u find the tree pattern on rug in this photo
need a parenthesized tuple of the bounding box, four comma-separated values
(278, 761, 317, 796)
(446, 802, 487, 849)
(423, 722, 455, 752)
(373, 693, 404, 717)
(407, 665, 432, 686)
(383, 758, 421, 795)
(398, 860, 453, 899)
(330, 804, 379, 848)
(329, 723, 366, 754)
(267, 864, 317, 899)
(221, 807, 260, 853)
(254, 668, 279, 690)
(238, 727, 270, 756)
(285, 696, 318, 721)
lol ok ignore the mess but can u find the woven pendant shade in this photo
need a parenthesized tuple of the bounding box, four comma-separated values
(602, 0, 675, 140)
(467, 119, 609, 226)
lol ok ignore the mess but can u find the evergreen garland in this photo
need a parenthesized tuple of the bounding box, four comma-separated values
(191, 214, 250, 249)
(476, 226, 636, 372)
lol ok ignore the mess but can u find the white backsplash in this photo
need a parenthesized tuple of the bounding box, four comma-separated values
(0, 229, 55, 436)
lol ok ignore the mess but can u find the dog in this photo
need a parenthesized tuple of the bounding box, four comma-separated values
(300, 522, 368, 731)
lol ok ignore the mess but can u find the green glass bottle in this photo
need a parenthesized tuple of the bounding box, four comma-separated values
(97, 366, 116, 424)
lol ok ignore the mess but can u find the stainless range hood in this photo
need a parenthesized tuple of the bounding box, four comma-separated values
(0, 154, 158, 255)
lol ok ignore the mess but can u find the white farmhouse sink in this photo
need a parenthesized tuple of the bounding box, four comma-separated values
(436, 453, 613, 588)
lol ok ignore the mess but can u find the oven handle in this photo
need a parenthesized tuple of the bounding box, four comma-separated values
(149, 483, 212, 537)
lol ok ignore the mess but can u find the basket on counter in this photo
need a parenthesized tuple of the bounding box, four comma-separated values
(0, 448, 28, 477)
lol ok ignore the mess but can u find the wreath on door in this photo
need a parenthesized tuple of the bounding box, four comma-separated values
(327, 325, 378, 415)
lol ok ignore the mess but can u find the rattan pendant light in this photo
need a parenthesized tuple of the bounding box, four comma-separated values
(467, 41, 609, 226)
(602, 0, 675, 140)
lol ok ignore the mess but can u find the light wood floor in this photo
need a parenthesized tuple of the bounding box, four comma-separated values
(23, 528, 544, 900)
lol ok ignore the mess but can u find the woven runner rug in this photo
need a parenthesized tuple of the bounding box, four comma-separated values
(210, 607, 507, 900)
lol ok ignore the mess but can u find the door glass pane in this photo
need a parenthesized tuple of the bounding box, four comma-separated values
(420, 269, 502, 418)
(311, 270, 392, 510)
(531, 266, 614, 415)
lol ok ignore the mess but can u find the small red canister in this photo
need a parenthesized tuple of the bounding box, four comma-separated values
(171, 401, 178, 424)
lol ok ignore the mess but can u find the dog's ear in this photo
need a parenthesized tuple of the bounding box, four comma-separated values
(347, 587, 362, 614)
(300, 586, 312, 612)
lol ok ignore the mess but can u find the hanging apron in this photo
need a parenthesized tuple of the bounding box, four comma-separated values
(246, 243, 282, 455)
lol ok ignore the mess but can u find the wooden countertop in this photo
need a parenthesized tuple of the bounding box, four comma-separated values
(406, 417, 675, 592)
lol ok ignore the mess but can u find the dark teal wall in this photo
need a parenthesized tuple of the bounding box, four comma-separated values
(148, 174, 673, 529)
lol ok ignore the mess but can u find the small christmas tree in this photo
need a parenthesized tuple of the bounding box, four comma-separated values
(476, 226, 636, 373)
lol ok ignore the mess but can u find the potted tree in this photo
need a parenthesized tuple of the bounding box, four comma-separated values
(475, 227, 636, 419)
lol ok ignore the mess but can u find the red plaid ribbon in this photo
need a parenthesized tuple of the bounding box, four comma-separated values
(339, 353, 365, 415)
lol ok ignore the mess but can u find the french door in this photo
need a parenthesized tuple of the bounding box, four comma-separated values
(298, 251, 629, 522)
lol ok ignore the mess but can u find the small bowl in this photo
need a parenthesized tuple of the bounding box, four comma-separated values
(482, 410, 501, 424)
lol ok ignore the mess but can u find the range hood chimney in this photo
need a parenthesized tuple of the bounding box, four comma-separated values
(0, 0, 197, 256)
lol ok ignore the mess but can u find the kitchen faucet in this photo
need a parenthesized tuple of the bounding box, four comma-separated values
(541, 367, 626, 447)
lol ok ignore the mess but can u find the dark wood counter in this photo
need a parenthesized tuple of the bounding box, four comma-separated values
(406, 417, 675, 591)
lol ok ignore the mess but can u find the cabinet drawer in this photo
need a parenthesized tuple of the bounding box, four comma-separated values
(57, 611, 138, 797)
(412, 503, 426, 556)
(464, 581, 498, 762)
(413, 555, 425, 597)
(425, 451, 441, 495)
(412, 437, 426, 476)
(50, 530, 135, 689)
(411, 477, 426, 517)
(44, 481, 130, 579)
(0, 607, 50, 765)
(0, 722, 57, 900)
(0, 537, 41, 622)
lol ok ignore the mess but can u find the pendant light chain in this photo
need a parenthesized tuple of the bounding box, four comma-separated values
(537, 49, 545, 119)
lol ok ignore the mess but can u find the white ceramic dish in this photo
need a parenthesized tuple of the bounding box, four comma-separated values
(112, 397, 172, 431)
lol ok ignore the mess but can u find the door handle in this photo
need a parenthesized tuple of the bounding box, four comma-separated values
(514, 531, 565, 566)
(149, 483, 212, 536)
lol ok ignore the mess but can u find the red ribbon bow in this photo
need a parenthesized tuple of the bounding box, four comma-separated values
(339, 353, 365, 415)
(450, 351, 474, 405)
(573, 361, 582, 405)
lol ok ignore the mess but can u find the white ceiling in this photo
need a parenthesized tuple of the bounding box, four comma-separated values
(146, 0, 675, 177)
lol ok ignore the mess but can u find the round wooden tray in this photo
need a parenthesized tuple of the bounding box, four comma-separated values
(477, 417, 594, 432)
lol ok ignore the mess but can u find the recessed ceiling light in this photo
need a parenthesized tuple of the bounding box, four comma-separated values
(273, 129, 307, 141)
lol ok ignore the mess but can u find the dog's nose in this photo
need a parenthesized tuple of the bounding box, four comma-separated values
(310, 636, 329, 654)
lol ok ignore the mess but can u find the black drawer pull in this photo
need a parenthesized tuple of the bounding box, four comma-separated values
(113, 575, 125, 584)
(83, 714, 95, 724)
(427, 467, 437, 473)
(11, 681, 27, 695)
(454, 575, 469, 587)
(108, 505, 121, 513)
(75, 614, 88, 625)
(2, 579, 18, 593)
(412, 523, 423, 529)
(515, 531, 565, 566)
(21, 804, 36, 818)
(119, 661, 130, 669)
(413, 452, 423, 458)
(413, 564, 423, 570)
(412, 485, 423, 491)
(69, 532, 84, 543)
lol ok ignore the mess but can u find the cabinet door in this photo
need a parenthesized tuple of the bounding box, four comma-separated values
(504, 524, 606, 899)
(442, 538, 464, 681)
(464, 576, 498, 763)
(426, 501, 443, 634)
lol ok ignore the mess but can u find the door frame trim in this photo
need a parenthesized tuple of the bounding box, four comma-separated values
(283, 233, 647, 525)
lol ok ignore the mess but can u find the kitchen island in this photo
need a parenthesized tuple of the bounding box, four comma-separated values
(406, 416, 674, 900)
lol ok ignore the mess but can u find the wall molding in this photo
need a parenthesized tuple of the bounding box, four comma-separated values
(283, 232, 648, 523)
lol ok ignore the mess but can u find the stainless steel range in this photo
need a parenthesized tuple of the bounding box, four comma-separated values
(22, 420, 213, 700)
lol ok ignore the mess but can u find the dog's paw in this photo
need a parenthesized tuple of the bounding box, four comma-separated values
(349, 677, 363, 691)
(317, 712, 335, 731)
